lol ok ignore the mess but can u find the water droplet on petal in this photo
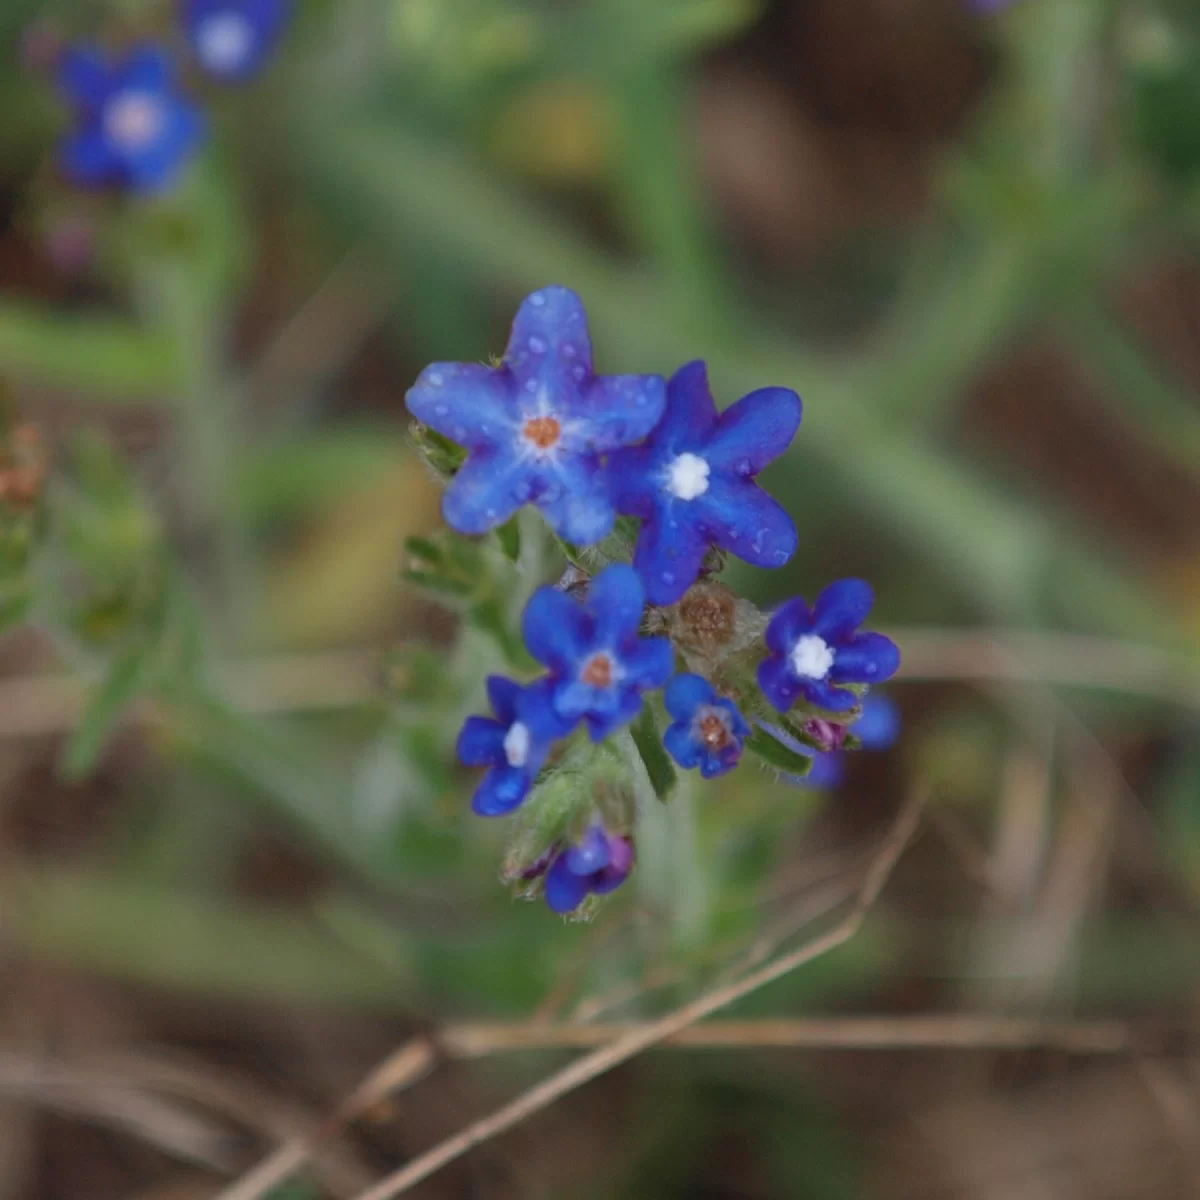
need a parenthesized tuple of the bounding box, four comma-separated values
(485, 508, 497, 519)
(530, 293, 546, 306)
(528, 336, 547, 354)
(453, 426, 466, 439)
(429, 372, 444, 386)
(662, 571, 675, 584)
(562, 343, 576, 358)
(434, 404, 449, 416)
(572, 365, 586, 382)
(526, 379, 539, 392)
(735, 458, 751, 476)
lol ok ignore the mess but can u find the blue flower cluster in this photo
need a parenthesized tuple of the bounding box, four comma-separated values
(416, 287, 901, 915)
(52, 2, 291, 195)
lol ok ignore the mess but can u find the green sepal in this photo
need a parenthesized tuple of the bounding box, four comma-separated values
(745, 727, 815, 778)
(494, 516, 521, 562)
(410, 422, 466, 479)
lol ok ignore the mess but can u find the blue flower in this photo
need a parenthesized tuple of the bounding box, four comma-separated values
(607, 360, 801, 606)
(182, 0, 291, 81)
(662, 673, 750, 779)
(56, 44, 205, 194)
(522, 564, 674, 741)
(761, 693, 901, 789)
(758, 578, 900, 714)
(456, 676, 574, 817)
(543, 825, 635, 914)
(406, 286, 666, 545)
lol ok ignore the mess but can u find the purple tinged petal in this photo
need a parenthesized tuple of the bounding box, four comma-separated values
(623, 637, 675, 690)
(406, 363, 515, 451)
(764, 596, 813, 656)
(705, 385, 802, 475)
(664, 672, 716, 720)
(812, 578, 874, 640)
(545, 853, 591, 912)
(699, 747, 740, 779)
(441, 450, 526, 535)
(830, 632, 900, 684)
(633, 510, 709, 606)
(456, 716, 506, 766)
(581, 374, 667, 451)
(505, 285, 593, 390)
(695, 478, 797, 569)
(522, 585, 589, 672)
(472, 765, 531, 816)
(585, 564, 644, 645)
(566, 826, 611, 875)
(485, 675, 521, 724)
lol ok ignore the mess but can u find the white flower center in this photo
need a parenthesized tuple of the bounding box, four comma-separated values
(664, 452, 710, 501)
(103, 91, 166, 152)
(790, 634, 834, 680)
(503, 721, 531, 768)
(196, 12, 255, 72)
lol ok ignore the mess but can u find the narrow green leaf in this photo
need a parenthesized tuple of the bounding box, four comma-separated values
(630, 704, 678, 802)
(60, 642, 156, 781)
(494, 516, 521, 562)
(745, 728, 815, 778)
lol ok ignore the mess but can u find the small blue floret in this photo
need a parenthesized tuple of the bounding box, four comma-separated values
(607, 360, 801, 606)
(662, 672, 750, 779)
(456, 675, 574, 817)
(758, 578, 900, 714)
(544, 825, 635, 914)
(406, 286, 667, 545)
(522, 563, 674, 741)
(182, 0, 291, 81)
(57, 44, 205, 194)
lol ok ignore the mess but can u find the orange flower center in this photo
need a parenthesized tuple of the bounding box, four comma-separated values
(698, 713, 731, 750)
(523, 416, 562, 450)
(581, 653, 614, 688)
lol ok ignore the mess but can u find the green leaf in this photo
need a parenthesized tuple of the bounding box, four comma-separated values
(494, 515, 521, 562)
(630, 703, 678, 802)
(59, 641, 157, 782)
(745, 728, 815, 778)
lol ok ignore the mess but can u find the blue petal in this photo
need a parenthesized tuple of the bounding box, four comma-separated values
(705, 386, 802, 476)
(58, 46, 111, 109)
(583, 687, 644, 741)
(123, 101, 205, 194)
(441, 450, 527, 535)
(582, 374, 667, 451)
(515, 677, 577, 741)
(695, 478, 797, 569)
(485, 675, 521, 724)
(472, 765, 532, 817)
(652, 360, 718, 448)
(854, 694, 900, 751)
(632, 509, 708, 607)
(58, 128, 118, 186)
(720, 698, 753, 740)
(504, 286, 593, 394)
(521, 585, 589, 673)
(664, 721, 704, 770)
(622, 637, 675, 690)
(699, 746, 740, 779)
(830, 632, 900, 684)
(586, 564, 644, 646)
(566, 826, 612, 875)
(758, 656, 802, 712)
(799, 679, 859, 713)
(764, 597, 813, 656)
(120, 45, 174, 93)
(406, 363, 516, 451)
(812, 578, 874, 641)
(798, 751, 844, 789)
(607, 445, 662, 518)
(456, 715, 506, 766)
(544, 853, 591, 913)
(664, 672, 716, 720)
(536, 458, 615, 545)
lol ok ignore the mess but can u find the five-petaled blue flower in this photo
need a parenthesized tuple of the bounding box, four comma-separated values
(662, 673, 751, 779)
(456, 676, 574, 817)
(543, 825, 635, 914)
(608, 360, 801, 606)
(182, 0, 291, 81)
(758, 578, 900, 714)
(406, 286, 666, 545)
(57, 44, 205, 194)
(523, 564, 674, 741)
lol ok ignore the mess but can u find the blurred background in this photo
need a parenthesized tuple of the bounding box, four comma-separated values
(2, 0, 1200, 1196)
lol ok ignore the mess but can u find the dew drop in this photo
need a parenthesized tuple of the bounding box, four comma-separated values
(526, 379, 539, 392)
(485, 507, 497, 519)
(562, 343, 576, 358)
(572, 365, 586, 382)
(735, 458, 751, 476)
(530, 293, 546, 306)
(662, 571, 675, 585)
(434, 404, 449, 416)
(429, 372, 444, 386)
(453, 425, 466, 439)
(528, 336, 547, 354)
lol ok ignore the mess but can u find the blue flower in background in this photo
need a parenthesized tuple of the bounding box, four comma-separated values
(406, 286, 667, 545)
(456, 676, 574, 817)
(523, 564, 674, 741)
(608, 360, 801, 606)
(543, 825, 635, 914)
(758, 578, 900, 714)
(57, 44, 204, 194)
(762, 693, 901, 789)
(182, 0, 291, 81)
(663, 672, 750, 779)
